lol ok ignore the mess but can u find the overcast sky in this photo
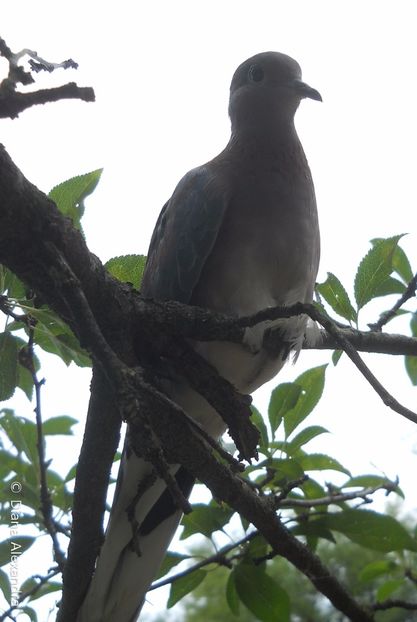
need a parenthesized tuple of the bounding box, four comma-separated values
(2, 1, 417, 619)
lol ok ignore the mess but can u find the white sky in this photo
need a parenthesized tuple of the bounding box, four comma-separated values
(1, 1, 417, 619)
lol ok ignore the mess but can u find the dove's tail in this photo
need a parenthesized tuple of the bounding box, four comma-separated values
(77, 449, 194, 622)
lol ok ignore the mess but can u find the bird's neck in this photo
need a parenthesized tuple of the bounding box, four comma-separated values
(228, 120, 301, 160)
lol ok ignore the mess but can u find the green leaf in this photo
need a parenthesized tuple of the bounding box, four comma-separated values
(64, 465, 77, 483)
(288, 426, 329, 451)
(21, 580, 62, 602)
(332, 350, 343, 366)
(2, 269, 26, 299)
(268, 383, 302, 434)
(0, 448, 23, 480)
(3, 334, 40, 401)
(155, 552, 189, 580)
(291, 522, 336, 543)
(17, 364, 34, 401)
(250, 406, 269, 448)
(316, 273, 357, 322)
(245, 535, 269, 562)
(21, 607, 38, 622)
(48, 169, 102, 228)
(297, 453, 351, 476)
(406, 315, 417, 384)
(284, 365, 327, 438)
(410, 312, 417, 337)
(270, 458, 305, 484)
(354, 235, 404, 310)
(105, 255, 147, 290)
(372, 238, 414, 284)
(234, 563, 290, 622)
(0, 411, 38, 464)
(359, 559, 398, 583)
(181, 504, 233, 539)
(226, 571, 240, 616)
(376, 578, 404, 602)
(372, 276, 406, 297)
(0, 567, 11, 603)
(393, 246, 414, 283)
(42, 416, 78, 436)
(0, 332, 19, 401)
(0, 536, 36, 567)
(167, 569, 206, 608)
(298, 478, 330, 517)
(25, 306, 91, 367)
(0, 264, 5, 294)
(405, 355, 417, 386)
(321, 509, 417, 552)
(343, 475, 404, 498)
(17, 419, 38, 466)
(301, 477, 326, 500)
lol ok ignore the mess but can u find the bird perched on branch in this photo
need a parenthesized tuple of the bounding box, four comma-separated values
(77, 51, 321, 622)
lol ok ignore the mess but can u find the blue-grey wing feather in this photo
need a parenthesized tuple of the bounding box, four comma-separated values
(141, 166, 227, 303)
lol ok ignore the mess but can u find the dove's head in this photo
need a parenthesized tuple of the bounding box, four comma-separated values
(229, 51, 321, 132)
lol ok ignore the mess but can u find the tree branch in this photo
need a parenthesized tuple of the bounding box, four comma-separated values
(0, 83, 95, 119)
(369, 271, 417, 331)
(277, 481, 399, 508)
(149, 531, 258, 591)
(29, 326, 66, 571)
(371, 599, 417, 612)
(0, 35, 94, 119)
(305, 327, 417, 356)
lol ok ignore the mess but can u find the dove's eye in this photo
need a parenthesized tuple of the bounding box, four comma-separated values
(248, 64, 264, 83)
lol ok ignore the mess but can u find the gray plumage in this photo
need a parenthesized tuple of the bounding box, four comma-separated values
(77, 51, 321, 622)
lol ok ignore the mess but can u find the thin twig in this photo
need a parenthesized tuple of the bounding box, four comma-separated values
(149, 531, 259, 591)
(277, 482, 398, 508)
(12, 48, 78, 73)
(369, 271, 417, 331)
(371, 599, 417, 611)
(0, 295, 28, 322)
(405, 568, 417, 586)
(274, 475, 309, 502)
(26, 326, 66, 571)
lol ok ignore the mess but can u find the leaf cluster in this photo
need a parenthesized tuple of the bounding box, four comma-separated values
(316, 235, 417, 382)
